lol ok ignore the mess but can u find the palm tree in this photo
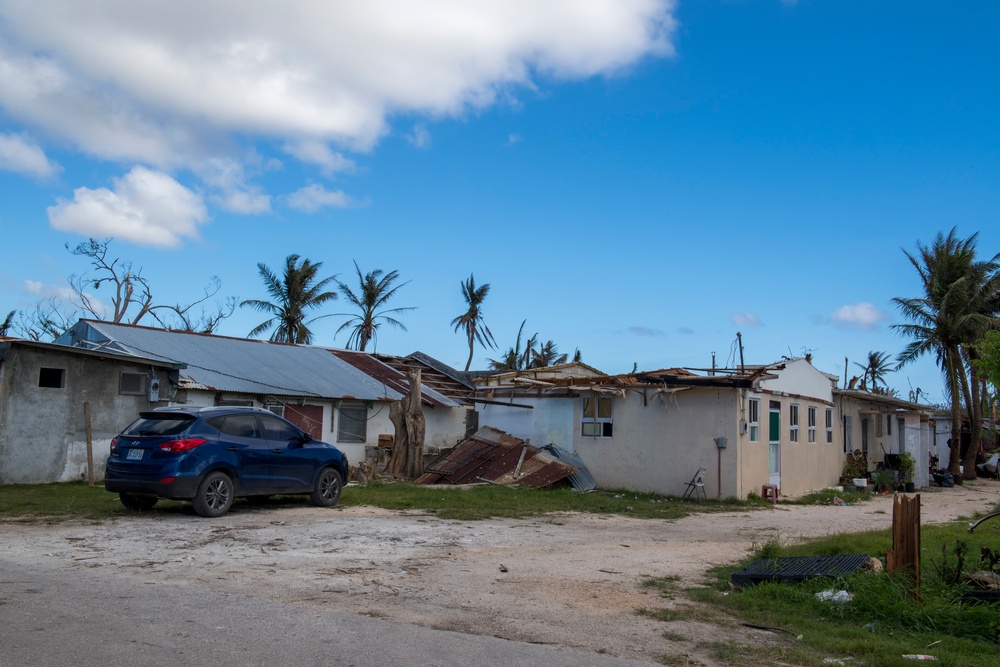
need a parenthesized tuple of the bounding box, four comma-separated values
(489, 320, 530, 371)
(451, 274, 497, 371)
(335, 261, 413, 351)
(241, 254, 337, 344)
(893, 228, 1000, 477)
(531, 340, 568, 368)
(0, 310, 14, 336)
(853, 351, 893, 393)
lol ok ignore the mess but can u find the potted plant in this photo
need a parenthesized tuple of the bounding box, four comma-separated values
(841, 449, 868, 487)
(871, 466, 896, 494)
(897, 452, 916, 492)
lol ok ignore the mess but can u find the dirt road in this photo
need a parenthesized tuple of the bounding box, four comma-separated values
(3, 481, 999, 666)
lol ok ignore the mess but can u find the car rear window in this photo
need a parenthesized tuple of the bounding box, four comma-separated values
(122, 415, 195, 437)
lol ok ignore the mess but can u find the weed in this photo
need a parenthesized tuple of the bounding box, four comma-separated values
(637, 606, 684, 622)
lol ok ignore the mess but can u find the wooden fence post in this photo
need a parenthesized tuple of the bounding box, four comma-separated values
(84, 401, 94, 486)
(886, 493, 921, 598)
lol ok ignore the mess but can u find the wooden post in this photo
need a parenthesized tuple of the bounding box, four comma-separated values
(886, 494, 921, 598)
(84, 401, 94, 486)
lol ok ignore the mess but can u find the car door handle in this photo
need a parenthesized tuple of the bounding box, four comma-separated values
(272, 449, 283, 454)
(227, 447, 239, 452)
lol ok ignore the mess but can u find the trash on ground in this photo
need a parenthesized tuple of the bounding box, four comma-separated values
(815, 589, 853, 604)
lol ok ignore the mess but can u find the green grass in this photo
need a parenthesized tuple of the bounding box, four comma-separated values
(0, 480, 763, 522)
(678, 504, 1000, 667)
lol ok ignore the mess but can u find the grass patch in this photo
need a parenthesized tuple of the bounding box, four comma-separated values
(340, 481, 761, 521)
(689, 504, 1000, 667)
(637, 606, 686, 622)
(0, 480, 765, 523)
(785, 486, 873, 506)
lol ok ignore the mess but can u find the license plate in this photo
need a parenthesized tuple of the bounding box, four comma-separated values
(126, 448, 144, 461)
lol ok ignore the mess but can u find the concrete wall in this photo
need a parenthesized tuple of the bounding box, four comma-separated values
(572, 388, 741, 499)
(762, 394, 843, 497)
(0, 346, 171, 484)
(837, 395, 933, 488)
(477, 385, 845, 499)
(477, 398, 575, 449)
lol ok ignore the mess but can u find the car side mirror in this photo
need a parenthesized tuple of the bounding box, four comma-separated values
(300, 433, 313, 444)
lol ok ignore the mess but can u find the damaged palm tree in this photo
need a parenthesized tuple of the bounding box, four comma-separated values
(386, 367, 425, 479)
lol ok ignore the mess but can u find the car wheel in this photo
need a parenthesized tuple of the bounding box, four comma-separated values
(192, 471, 234, 517)
(311, 468, 343, 507)
(119, 492, 158, 511)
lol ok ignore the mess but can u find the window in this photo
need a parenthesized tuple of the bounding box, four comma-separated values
(119, 372, 146, 396)
(789, 404, 799, 442)
(825, 408, 834, 443)
(876, 415, 883, 437)
(843, 415, 853, 452)
(807, 407, 817, 443)
(887, 416, 892, 436)
(38, 367, 65, 388)
(748, 398, 760, 442)
(337, 403, 368, 443)
(217, 414, 262, 439)
(266, 404, 285, 418)
(260, 414, 300, 442)
(582, 396, 613, 437)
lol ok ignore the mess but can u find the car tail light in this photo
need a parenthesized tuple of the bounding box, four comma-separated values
(159, 477, 176, 484)
(110, 437, 120, 456)
(159, 438, 207, 453)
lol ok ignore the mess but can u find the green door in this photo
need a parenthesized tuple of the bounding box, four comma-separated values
(768, 401, 781, 484)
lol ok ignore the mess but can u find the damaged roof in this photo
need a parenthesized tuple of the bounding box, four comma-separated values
(53, 320, 466, 405)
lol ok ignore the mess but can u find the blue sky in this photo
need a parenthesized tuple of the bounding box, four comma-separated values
(1, 1, 997, 405)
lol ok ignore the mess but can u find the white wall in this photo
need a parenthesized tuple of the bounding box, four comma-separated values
(477, 398, 575, 449)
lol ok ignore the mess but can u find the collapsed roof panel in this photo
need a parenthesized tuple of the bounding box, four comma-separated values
(416, 426, 578, 488)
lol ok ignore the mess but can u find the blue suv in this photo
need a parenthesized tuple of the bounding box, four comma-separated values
(105, 406, 349, 517)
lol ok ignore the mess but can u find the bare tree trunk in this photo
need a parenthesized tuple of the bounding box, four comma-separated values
(385, 368, 425, 479)
(947, 347, 964, 477)
(957, 348, 977, 480)
(962, 347, 983, 479)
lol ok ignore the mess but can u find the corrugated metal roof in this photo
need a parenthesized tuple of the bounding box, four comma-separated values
(60, 320, 404, 401)
(541, 444, 598, 491)
(417, 426, 578, 488)
(331, 349, 465, 408)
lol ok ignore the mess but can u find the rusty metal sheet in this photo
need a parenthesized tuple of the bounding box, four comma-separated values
(417, 426, 577, 488)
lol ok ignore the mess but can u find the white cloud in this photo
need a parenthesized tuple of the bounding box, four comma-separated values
(730, 311, 763, 328)
(195, 157, 271, 214)
(282, 141, 355, 175)
(829, 302, 889, 331)
(406, 124, 431, 149)
(23, 279, 75, 301)
(506, 133, 523, 147)
(286, 183, 354, 213)
(628, 326, 665, 337)
(0, 132, 60, 178)
(47, 166, 208, 248)
(0, 1, 676, 171)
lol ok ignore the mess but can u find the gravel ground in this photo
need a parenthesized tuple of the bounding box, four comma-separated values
(2, 480, 999, 666)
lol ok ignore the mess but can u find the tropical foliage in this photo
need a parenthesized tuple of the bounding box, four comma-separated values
(853, 350, 894, 393)
(893, 228, 1000, 478)
(241, 254, 338, 344)
(451, 273, 496, 371)
(488, 320, 574, 371)
(335, 261, 413, 352)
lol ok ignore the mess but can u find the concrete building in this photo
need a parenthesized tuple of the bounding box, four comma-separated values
(0, 320, 475, 484)
(475, 359, 853, 499)
(0, 338, 177, 483)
